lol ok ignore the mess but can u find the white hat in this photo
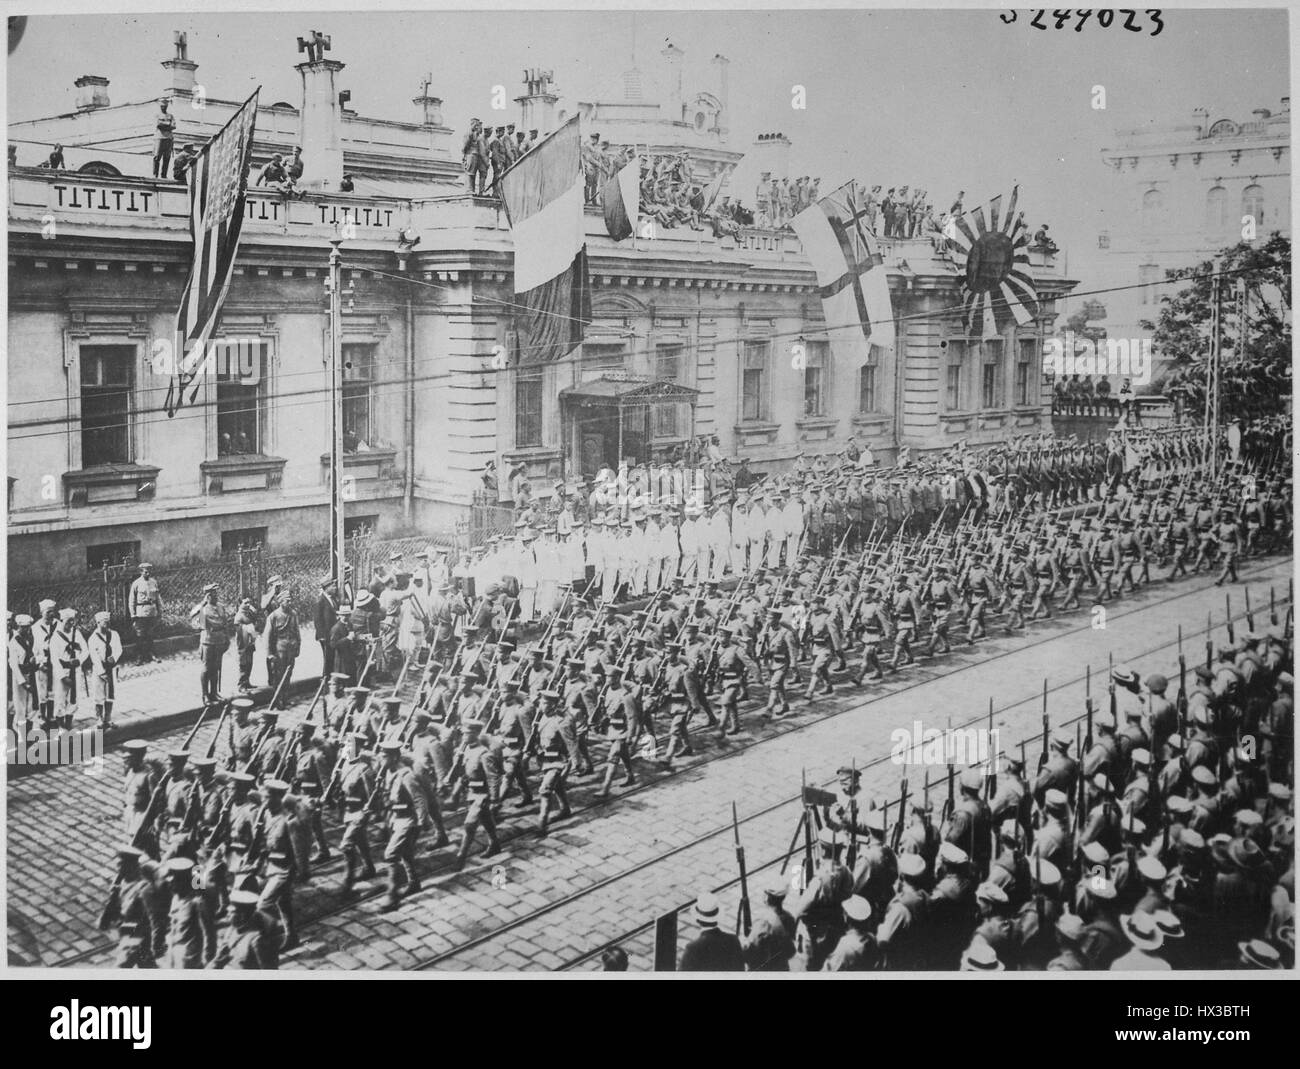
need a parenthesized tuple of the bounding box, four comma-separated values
(694, 892, 720, 929)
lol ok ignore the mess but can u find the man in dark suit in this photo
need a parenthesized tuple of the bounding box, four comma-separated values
(314, 577, 340, 679)
(489, 126, 511, 197)
(679, 893, 744, 971)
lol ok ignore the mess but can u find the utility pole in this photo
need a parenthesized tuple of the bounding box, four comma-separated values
(1205, 269, 1222, 479)
(328, 235, 347, 590)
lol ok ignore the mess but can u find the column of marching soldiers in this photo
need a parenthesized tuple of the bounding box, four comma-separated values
(99, 428, 1293, 970)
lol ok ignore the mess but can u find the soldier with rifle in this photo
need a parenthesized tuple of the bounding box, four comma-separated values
(377, 739, 429, 910)
(532, 689, 573, 837)
(758, 606, 797, 715)
(252, 779, 301, 949)
(790, 826, 854, 971)
(335, 734, 379, 894)
(289, 720, 335, 864)
(103, 846, 158, 968)
(740, 871, 796, 971)
(451, 718, 503, 869)
(595, 664, 641, 798)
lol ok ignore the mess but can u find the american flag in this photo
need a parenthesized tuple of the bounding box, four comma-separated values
(165, 89, 260, 417)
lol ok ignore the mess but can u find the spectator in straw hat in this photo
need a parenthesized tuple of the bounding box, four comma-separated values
(679, 891, 744, 972)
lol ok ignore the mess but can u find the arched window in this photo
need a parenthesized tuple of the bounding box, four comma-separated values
(1141, 188, 1163, 229)
(78, 161, 121, 177)
(1242, 184, 1264, 229)
(1205, 185, 1228, 231)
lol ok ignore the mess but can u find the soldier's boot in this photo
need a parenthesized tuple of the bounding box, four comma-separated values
(727, 706, 741, 735)
(834, 653, 849, 672)
(537, 798, 552, 838)
(95, 703, 107, 729)
(359, 840, 377, 880)
(596, 765, 617, 800)
(556, 786, 573, 820)
(431, 807, 450, 848)
(453, 824, 477, 869)
(620, 752, 637, 786)
(312, 816, 332, 862)
(280, 901, 300, 950)
(382, 863, 406, 910)
(341, 850, 358, 893)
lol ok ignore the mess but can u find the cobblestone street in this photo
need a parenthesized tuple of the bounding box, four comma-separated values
(8, 557, 1291, 972)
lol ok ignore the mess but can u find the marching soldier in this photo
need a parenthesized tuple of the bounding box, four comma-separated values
(162, 856, 216, 969)
(452, 717, 501, 868)
(207, 888, 282, 970)
(714, 626, 747, 736)
(291, 721, 334, 863)
(533, 690, 574, 837)
(740, 871, 797, 971)
(337, 734, 379, 893)
(378, 740, 429, 910)
(255, 779, 302, 948)
(106, 846, 157, 968)
(595, 664, 640, 798)
(877, 852, 930, 970)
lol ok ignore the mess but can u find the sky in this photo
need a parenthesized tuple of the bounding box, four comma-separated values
(5, 6, 1290, 299)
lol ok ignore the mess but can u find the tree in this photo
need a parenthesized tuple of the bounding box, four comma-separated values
(1141, 233, 1291, 422)
(1065, 298, 1108, 346)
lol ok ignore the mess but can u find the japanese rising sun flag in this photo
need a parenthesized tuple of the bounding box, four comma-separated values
(790, 179, 895, 364)
(500, 114, 592, 364)
(167, 88, 259, 417)
(947, 185, 1040, 340)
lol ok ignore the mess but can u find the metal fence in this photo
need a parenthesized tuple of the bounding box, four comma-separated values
(5, 520, 508, 639)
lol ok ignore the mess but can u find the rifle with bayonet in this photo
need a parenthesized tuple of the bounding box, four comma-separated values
(733, 802, 752, 936)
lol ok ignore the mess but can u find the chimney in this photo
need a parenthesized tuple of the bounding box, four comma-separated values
(74, 75, 110, 111)
(1192, 106, 1209, 137)
(662, 41, 684, 123)
(413, 73, 443, 127)
(752, 131, 791, 180)
(162, 30, 197, 97)
(295, 32, 345, 191)
(1281, 96, 1291, 113)
(711, 53, 730, 141)
(514, 68, 558, 136)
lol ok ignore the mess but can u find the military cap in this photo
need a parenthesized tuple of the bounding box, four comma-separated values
(263, 778, 290, 794)
(1050, 731, 1073, 753)
(1192, 664, 1213, 683)
(14, 614, 34, 627)
(115, 845, 145, 862)
(842, 895, 872, 923)
(346, 686, 371, 698)
(202, 583, 219, 594)
(539, 689, 561, 701)
(1130, 748, 1151, 769)
(976, 882, 1009, 907)
(167, 749, 190, 764)
(1136, 856, 1166, 883)
(59, 608, 78, 622)
(330, 672, 352, 683)
(379, 740, 405, 755)
(297, 720, 318, 735)
(257, 709, 279, 723)
(1145, 673, 1168, 693)
(1044, 788, 1069, 812)
(192, 755, 216, 770)
(1086, 878, 1117, 901)
(463, 718, 485, 733)
(938, 842, 969, 867)
(1165, 794, 1193, 815)
(761, 871, 791, 898)
(229, 771, 256, 787)
(1030, 858, 1062, 888)
(1234, 808, 1263, 828)
(123, 739, 148, 754)
(164, 856, 195, 875)
(959, 767, 984, 793)
(898, 854, 927, 880)
(1191, 764, 1217, 788)
(381, 695, 403, 711)
(1268, 783, 1292, 803)
(1081, 841, 1109, 865)
(1165, 732, 1185, 753)
(229, 889, 261, 908)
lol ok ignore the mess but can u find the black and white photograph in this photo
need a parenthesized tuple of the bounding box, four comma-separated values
(2, 2, 1294, 990)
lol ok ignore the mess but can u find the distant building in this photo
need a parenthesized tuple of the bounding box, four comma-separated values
(7, 35, 1073, 576)
(1098, 98, 1291, 380)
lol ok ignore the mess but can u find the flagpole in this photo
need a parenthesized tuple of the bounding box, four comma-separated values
(329, 235, 347, 591)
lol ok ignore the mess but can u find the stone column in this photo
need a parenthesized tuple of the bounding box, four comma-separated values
(296, 58, 346, 190)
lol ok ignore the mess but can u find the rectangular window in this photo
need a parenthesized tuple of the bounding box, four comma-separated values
(1017, 339, 1036, 406)
(1139, 264, 1161, 305)
(981, 340, 1003, 409)
(742, 340, 769, 422)
(803, 341, 828, 417)
(342, 343, 375, 452)
(859, 364, 877, 414)
(982, 364, 997, 409)
(655, 344, 683, 437)
(220, 527, 268, 555)
(944, 339, 966, 411)
(80, 345, 134, 466)
(86, 541, 140, 572)
(580, 341, 626, 381)
(343, 515, 378, 539)
(515, 370, 544, 448)
(215, 343, 266, 456)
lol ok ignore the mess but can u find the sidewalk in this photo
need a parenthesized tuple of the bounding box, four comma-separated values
(7, 626, 325, 767)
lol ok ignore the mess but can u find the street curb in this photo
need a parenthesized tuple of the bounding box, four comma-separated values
(6, 676, 323, 778)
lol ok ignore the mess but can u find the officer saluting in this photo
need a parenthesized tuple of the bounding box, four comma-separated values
(190, 584, 232, 705)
